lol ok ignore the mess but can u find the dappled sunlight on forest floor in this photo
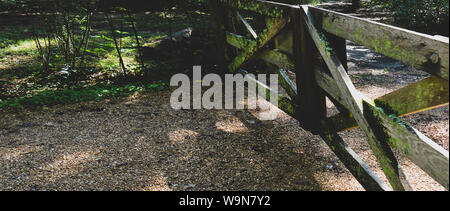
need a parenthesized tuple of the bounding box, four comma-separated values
(0, 84, 447, 190)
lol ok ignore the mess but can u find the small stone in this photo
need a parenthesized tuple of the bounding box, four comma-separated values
(246, 120, 255, 124)
(45, 122, 56, 127)
(183, 184, 196, 190)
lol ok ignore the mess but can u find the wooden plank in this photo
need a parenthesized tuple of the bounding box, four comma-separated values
(314, 67, 360, 131)
(314, 67, 357, 129)
(325, 76, 450, 132)
(363, 101, 449, 189)
(266, 62, 297, 99)
(273, 27, 326, 64)
(327, 32, 348, 72)
(269, 18, 297, 100)
(314, 66, 346, 105)
(259, 49, 294, 70)
(238, 69, 297, 117)
(274, 27, 294, 55)
(278, 68, 297, 97)
(376, 76, 449, 116)
(228, 18, 287, 73)
(325, 32, 350, 116)
(226, 28, 323, 70)
(326, 112, 359, 132)
(226, 9, 240, 58)
(317, 66, 450, 189)
(226, 32, 294, 70)
(314, 68, 416, 191)
(309, 6, 449, 81)
(319, 121, 389, 191)
(236, 11, 258, 39)
(226, 32, 254, 49)
(301, 5, 406, 190)
(312, 38, 450, 190)
(218, 0, 297, 18)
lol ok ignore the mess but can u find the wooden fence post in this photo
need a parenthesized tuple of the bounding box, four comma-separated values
(292, 8, 326, 134)
(352, 0, 362, 11)
(327, 33, 348, 70)
(326, 33, 350, 117)
(208, 0, 230, 72)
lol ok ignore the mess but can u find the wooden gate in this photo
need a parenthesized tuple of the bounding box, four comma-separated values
(208, 0, 449, 191)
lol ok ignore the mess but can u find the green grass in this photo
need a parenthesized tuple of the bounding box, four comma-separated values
(0, 13, 170, 97)
(0, 25, 32, 48)
(1, 40, 38, 56)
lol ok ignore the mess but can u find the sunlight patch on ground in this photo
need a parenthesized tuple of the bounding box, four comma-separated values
(1, 39, 37, 55)
(32, 149, 102, 182)
(215, 116, 249, 134)
(98, 52, 140, 76)
(247, 97, 284, 122)
(0, 39, 38, 73)
(0, 145, 44, 161)
(141, 174, 172, 191)
(314, 171, 364, 191)
(168, 128, 199, 143)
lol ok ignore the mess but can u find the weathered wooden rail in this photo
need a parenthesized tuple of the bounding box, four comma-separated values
(208, 0, 449, 191)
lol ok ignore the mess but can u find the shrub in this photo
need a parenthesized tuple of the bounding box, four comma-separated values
(370, 0, 449, 35)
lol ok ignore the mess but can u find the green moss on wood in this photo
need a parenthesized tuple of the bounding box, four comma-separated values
(228, 17, 287, 73)
(376, 76, 449, 116)
(321, 17, 447, 80)
(363, 101, 406, 191)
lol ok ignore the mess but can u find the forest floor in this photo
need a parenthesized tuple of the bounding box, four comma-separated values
(0, 3, 448, 191)
(0, 41, 448, 190)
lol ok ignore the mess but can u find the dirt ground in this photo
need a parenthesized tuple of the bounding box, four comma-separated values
(0, 39, 448, 191)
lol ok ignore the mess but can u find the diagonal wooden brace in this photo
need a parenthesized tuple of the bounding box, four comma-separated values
(301, 5, 408, 190)
(228, 17, 287, 73)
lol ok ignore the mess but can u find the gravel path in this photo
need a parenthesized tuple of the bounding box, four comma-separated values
(0, 43, 448, 191)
